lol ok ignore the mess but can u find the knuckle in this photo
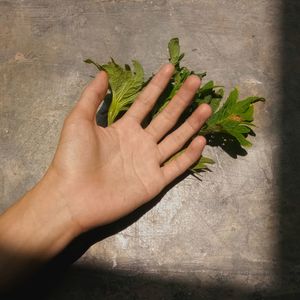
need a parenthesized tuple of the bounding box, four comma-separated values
(162, 110, 174, 124)
(171, 131, 185, 146)
(172, 159, 182, 174)
(175, 93, 189, 107)
(172, 131, 181, 143)
(186, 118, 199, 132)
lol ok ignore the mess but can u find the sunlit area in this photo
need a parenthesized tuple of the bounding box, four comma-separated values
(1, 0, 299, 299)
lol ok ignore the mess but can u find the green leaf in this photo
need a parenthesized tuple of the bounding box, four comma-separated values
(168, 37, 184, 66)
(210, 95, 222, 112)
(200, 80, 214, 92)
(195, 82, 223, 113)
(84, 37, 265, 174)
(101, 59, 144, 125)
(191, 156, 215, 172)
(202, 88, 264, 148)
(168, 37, 180, 64)
(167, 149, 215, 172)
(223, 88, 239, 111)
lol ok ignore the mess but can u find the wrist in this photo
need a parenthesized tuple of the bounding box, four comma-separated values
(0, 169, 81, 261)
(26, 169, 82, 257)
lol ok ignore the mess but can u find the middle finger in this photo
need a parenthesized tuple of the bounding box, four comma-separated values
(145, 75, 201, 142)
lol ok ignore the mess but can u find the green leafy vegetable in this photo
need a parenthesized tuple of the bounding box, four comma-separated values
(84, 58, 144, 125)
(200, 89, 263, 147)
(85, 38, 264, 172)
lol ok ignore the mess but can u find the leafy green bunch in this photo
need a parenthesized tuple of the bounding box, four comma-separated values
(85, 38, 264, 173)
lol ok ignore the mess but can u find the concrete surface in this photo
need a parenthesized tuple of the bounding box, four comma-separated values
(1, 0, 299, 299)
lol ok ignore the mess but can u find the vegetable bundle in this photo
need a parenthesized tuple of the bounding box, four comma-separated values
(85, 38, 264, 173)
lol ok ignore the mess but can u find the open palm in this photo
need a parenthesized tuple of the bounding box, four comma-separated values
(49, 64, 211, 232)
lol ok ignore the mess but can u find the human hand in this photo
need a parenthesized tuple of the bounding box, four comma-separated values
(0, 64, 211, 286)
(46, 63, 212, 233)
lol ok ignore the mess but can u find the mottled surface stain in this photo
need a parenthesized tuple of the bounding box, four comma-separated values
(1, 0, 299, 299)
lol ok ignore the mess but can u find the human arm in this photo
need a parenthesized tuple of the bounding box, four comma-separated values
(0, 64, 212, 288)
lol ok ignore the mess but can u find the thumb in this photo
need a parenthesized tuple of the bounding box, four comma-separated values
(72, 71, 108, 121)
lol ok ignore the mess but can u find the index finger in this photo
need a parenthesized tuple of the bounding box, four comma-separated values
(124, 63, 174, 123)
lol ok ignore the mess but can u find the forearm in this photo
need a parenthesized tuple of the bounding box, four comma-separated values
(0, 171, 80, 289)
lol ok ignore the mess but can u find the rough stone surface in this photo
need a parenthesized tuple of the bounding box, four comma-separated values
(1, 0, 299, 299)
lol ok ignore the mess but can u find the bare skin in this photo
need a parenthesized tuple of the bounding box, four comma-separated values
(0, 64, 212, 288)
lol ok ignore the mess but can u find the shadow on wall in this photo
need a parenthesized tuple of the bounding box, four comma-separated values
(2, 1, 300, 299)
(278, 0, 300, 296)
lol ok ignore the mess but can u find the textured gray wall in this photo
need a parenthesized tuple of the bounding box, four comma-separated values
(1, 0, 299, 299)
